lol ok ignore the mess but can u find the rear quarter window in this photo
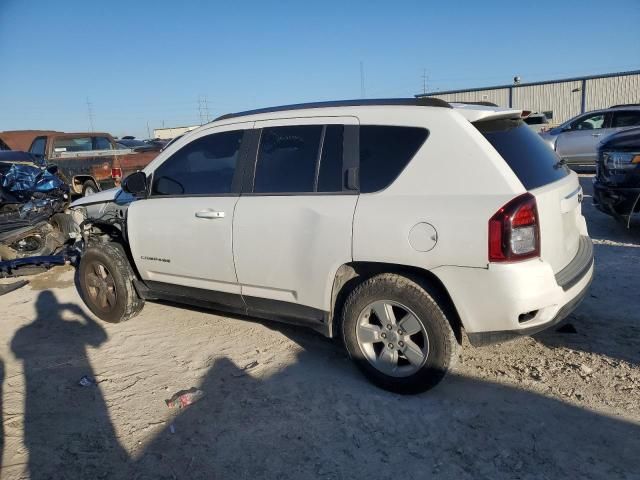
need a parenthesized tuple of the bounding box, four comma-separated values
(359, 126, 429, 193)
(475, 118, 569, 190)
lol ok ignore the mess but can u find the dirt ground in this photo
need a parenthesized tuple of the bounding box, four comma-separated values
(0, 175, 638, 480)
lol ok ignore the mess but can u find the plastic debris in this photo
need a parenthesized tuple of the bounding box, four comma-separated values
(79, 375, 97, 387)
(165, 388, 205, 409)
(169, 424, 176, 434)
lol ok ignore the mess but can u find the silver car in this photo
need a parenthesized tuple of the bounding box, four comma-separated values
(540, 105, 640, 167)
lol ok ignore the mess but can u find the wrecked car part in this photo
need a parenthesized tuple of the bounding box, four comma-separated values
(0, 246, 80, 279)
(0, 279, 29, 296)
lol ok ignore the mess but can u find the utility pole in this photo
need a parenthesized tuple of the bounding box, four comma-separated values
(86, 97, 95, 132)
(360, 61, 366, 98)
(146, 121, 151, 139)
(421, 69, 428, 95)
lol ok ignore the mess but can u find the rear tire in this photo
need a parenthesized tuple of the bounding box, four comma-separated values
(341, 273, 458, 394)
(77, 243, 144, 323)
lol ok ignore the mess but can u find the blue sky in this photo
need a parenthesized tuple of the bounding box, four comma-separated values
(1, 0, 638, 138)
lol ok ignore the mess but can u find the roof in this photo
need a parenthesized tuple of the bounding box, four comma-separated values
(416, 69, 640, 97)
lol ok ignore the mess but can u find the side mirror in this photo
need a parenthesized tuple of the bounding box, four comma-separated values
(122, 171, 148, 197)
(46, 164, 58, 174)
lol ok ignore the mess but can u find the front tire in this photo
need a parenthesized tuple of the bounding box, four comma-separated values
(341, 273, 458, 394)
(77, 243, 144, 323)
(82, 180, 98, 197)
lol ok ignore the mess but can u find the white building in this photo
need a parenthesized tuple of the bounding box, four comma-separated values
(417, 70, 640, 125)
(153, 125, 199, 140)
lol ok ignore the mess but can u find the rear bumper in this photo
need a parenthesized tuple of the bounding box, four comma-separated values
(432, 236, 594, 346)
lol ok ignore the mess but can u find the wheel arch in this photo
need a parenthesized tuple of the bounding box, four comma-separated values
(329, 261, 463, 344)
(73, 175, 99, 194)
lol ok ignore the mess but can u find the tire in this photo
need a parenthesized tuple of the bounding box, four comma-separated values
(77, 242, 144, 323)
(82, 180, 98, 197)
(341, 273, 458, 394)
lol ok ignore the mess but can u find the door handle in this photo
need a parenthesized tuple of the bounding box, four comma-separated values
(591, 133, 601, 137)
(195, 210, 225, 219)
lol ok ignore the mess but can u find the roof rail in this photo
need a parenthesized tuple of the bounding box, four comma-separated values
(450, 101, 500, 107)
(213, 97, 452, 122)
(610, 103, 640, 108)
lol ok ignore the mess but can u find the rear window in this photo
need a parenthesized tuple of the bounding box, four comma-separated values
(475, 118, 569, 190)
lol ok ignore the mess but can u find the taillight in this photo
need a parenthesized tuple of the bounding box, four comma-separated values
(489, 193, 540, 262)
(111, 167, 122, 179)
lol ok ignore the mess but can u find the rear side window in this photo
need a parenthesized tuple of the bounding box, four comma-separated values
(152, 130, 243, 196)
(359, 126, 429, 193)
(612, 111, 640, 128)
(94, 136, 113, 150)
(53, 137, 93, 152)
(317, 125, 344, 192)
(476, 118, 569, 190)
(254, 125, 323, 193)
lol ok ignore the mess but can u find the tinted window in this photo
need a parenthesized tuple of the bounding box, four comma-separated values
(571, 113, 605, 130)
(476, 118, 569, 190)
(94, 136, 113, 150)
(317, 125, 344, 192)
(29, 137, 47, 156)
(254, 125, 322, 193)
(359, 126, 428, 193)
(152, 130, 243, 196)
(612, 111, 640, 128)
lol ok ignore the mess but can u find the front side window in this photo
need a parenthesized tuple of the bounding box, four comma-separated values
(151, 130, 244, 196)
(612, 110, 640, 128)
(29, 137, 47, 156)
(254, 125, 323, 193)
(359, 126, 429, 193)
(571, 113, 605, 131)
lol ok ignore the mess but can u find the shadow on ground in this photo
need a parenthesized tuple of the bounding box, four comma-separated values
(535, 177, 640, 365)
(6, 291, 640, 479)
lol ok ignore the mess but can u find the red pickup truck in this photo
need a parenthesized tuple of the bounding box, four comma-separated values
(0, 130, 159, 196)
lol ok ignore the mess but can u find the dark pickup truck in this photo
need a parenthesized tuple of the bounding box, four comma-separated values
(0, 131, 159, 196)
(593, 126, 640, 225)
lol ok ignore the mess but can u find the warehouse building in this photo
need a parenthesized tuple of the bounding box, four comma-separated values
(153, 124, 199, 140)
(416, 70, 640, 125)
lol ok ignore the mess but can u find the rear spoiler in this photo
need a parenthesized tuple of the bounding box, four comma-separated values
(450, 103, 522, 123)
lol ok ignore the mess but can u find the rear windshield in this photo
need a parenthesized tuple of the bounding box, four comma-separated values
(475, 118, 569, 190)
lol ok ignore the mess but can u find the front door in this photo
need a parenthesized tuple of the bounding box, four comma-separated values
(555, 112, 612, 165)
(233, 117, 359, 321)
(127, 123, 252, 302)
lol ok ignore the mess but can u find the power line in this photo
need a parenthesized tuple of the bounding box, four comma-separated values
(421, 69, 428, 95)
(86, 97, 95, 132)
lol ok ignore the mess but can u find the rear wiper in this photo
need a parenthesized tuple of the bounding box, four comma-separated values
(553, 158, 567, 169)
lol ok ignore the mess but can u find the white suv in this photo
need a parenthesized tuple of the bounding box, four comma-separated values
(71, 98, 594, 393)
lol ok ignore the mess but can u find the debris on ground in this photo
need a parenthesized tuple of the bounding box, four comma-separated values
(0, 279, 29, 296)
(165, 388, 206, 409)
(78, 376, 97, 387)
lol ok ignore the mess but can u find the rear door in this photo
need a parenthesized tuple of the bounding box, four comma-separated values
(555, 112, 612, 165)
(233, 116, 359, 319)
(477, 118, 588, 273)
(127, 123, 251, 301)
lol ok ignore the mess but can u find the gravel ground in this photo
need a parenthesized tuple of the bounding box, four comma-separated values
(0, 175, 638, 479)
